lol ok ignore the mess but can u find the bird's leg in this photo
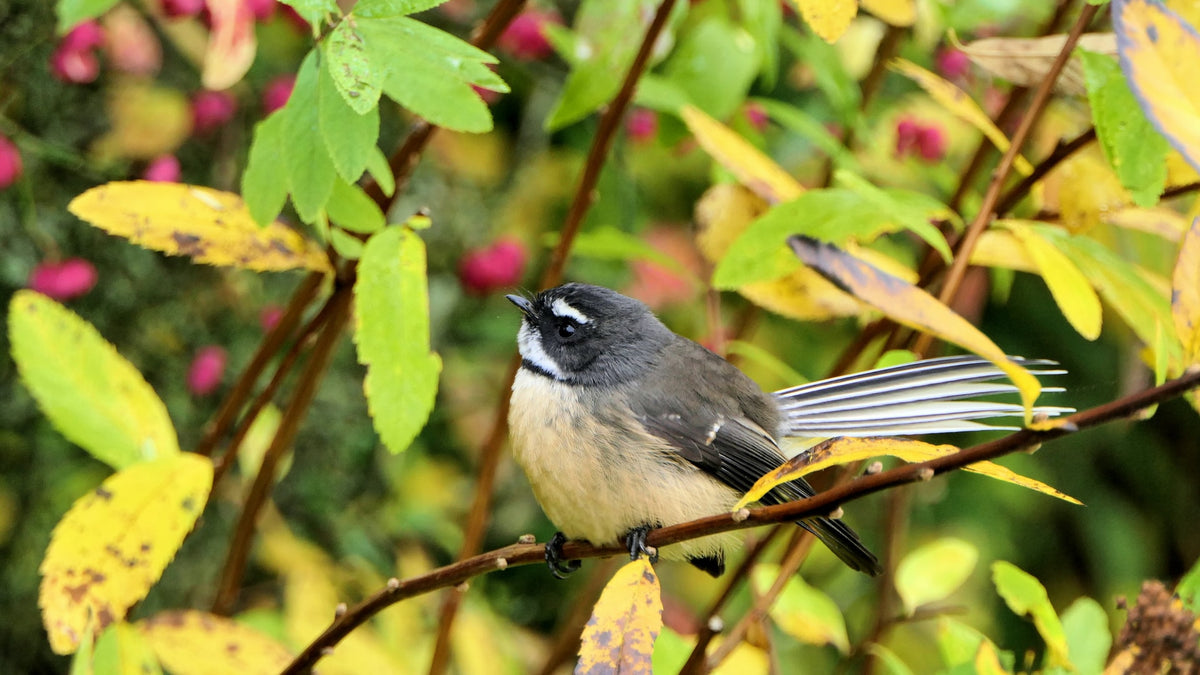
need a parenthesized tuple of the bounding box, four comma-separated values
(545, 532, 581, 579)
(624, 525, 659, 563)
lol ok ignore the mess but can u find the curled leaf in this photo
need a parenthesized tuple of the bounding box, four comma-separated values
(960, 33, 1117, 95)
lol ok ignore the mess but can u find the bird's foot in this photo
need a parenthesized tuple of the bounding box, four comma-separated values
(624, 525, 659, 563)
(545, 532, 581, 579)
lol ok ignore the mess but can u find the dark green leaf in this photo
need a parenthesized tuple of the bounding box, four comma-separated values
(325, 20, 383, 114)
(1079, 48, 1167, 207)
(326, 178, 385, 234)
(318, 53, 379, 182)
(354, 227, 442, 454)
(662, 18, 760, 120)
(283, 51, 337, 222)
(56, 0, 119, 33)
(242, 113, 290, 227)
(354, 0, 447, 17)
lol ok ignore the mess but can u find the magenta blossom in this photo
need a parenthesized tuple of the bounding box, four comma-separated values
(459, 238, 527, 295)
(191, 89, 237, 134)
(261, 75, 295, 114)
(497, 10, 560, 61)
(0, 135, 22, 189)
(626, 109, 658, 143)
(187, 345, 227, 396)
(142, 155, 181, 182)
(28, 258, 98, 301)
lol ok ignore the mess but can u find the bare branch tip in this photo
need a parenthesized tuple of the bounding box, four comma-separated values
(496, 557, 508, 570)
(386, 577, 400, 590)
(917, 467, 936, 481)
(518, 533, 537, 545)
(334, 602, 347, 618)
(829, 506, 844, 520)
(456, 581, 470, 593)
(732, 508, 751, 523)
(866, 461, 884, 475)
(707, 616, 725, 633)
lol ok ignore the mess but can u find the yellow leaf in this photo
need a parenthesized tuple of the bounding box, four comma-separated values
(92, 80, 191, 161)
(1103, 648, 1138, 674)
(577, 558, 662, 675)
(736, 437, 1080, 510)
(1046, 148, 1129, 232)
(40, 454, 213, 654)
(710, 639, 768, 675)
(1106, 206, 1192, 241)
(752, 565, 849, 652)
(960, 33, 1117, 96)
(792, 0, 857, 43)
(859, 0, 916, 27)
(974, 640, 1008, 675)
(889, 59, 1034, 175)
(1115, 0, 1200, 175)
(202, 0, 256, 90)
(1006, 223, 1103, 340)
(788, 236, 1045, 418)
(681, 105, 804, 204)
(140, 611, 293, 675)
(68, 182, 331, 273)
(1173, 216, 1200, 363)
(970, 230, 1039, 273)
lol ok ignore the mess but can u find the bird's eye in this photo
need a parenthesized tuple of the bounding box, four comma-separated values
(557, 321, 577, 338)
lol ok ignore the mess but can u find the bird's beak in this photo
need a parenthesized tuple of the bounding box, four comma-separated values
(506, 294, 536, 319)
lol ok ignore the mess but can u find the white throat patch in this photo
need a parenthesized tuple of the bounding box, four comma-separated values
(517, 322, 567, 380)
(551, 298, 591, 324)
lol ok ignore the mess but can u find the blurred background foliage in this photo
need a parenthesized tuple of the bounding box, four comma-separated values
(2, 0, 1199, 672)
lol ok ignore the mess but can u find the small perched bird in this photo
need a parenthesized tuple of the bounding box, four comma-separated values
(506, 283, 1068, 578)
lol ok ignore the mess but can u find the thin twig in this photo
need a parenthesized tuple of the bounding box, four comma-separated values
(211, 286, 354, 615)
(426, 1, 682, 672)
(993, 127, 1096, 216)
(912, 2, 1101, 356)
(279, 366, 1200, 674)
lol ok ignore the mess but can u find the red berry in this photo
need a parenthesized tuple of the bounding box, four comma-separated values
(935, 47, 971, 81)
(160, 0, 206, 18)
(261, 75, 294, 114)
(142, 155, 181, 182)
(497, 10, 560, 61)
(28, 258, 98, 301)
(187, 345, 227, 396)
(61, 20, 105, 52)
(458, 239, 527, 295)
(50, 45, 100, 83)
(0, 135, 22, 190)
(895, 117, 920, 157)
(916, 124, 947, 162)
(191, 89, 237, 134)
(743, 102, 768, 132)
(626, 109, 658, 143)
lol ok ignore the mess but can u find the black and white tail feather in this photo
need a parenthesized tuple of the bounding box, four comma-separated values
(774, 355, 1073, 439)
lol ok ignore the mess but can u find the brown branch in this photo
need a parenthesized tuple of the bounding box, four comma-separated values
(211, 286, 354, 615)
(1162, 181, 1200, 201)
(281, 365, 1200, 674)
(196, 270, 324, 457)
(426, 2, 682, 672)
(993, 127, 1096, 216)
(913, 2, 1101, 356)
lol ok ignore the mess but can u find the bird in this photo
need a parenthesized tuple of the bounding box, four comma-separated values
(505, 283, 1069, 578)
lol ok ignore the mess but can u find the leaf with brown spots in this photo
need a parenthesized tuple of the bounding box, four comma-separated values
(139, 611, 293, 675)
(576, 558, 662, 675)
(68, 181, 331, 274)
(40, 454, 213, 654)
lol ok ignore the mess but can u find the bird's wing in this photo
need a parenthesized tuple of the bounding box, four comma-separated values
(774, 355, 1073, 437)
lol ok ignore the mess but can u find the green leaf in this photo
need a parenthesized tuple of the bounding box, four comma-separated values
(354, 227, 442, 453)
(895, 538, 979, 615)
(1045, 598, 1111, 675)
(9, 290, 180, 469)
(992, 561, 1071, 669)
(754, 98, 860, 173)
(1079, 48, 1168, 207)
(737, 0, 781, 87)
(56, 0, 119, 33)
(752, 565, 849, 653)
(366, 146, 395, 198)
(330, 228, 365, 260)
(283, 51, 337, 223)
(242, 113, 290, 227)
(326, 178, 385, 234)
(324, 20, 383, 114)
(1177, 555, 1200, 612)
(278, 0, 338, 26)
(354, 0, 448, 17)
(318, 52, 379, 182)
(936, 617, 989, 668)
(92, 623, 162, 675)
(865, 644, 916, 675)
(835, 170, 956, 262)
(779, 26, 861, 124)
(358, 16, 505, 133)
(661, 18, 760, 120)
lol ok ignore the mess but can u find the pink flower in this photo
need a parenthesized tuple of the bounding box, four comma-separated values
(916, 124, 947, 162)
(191, 89, 237, 134)
(259, 305, 283, 331)
(261, 75, 294, 114)
(61, 21, 105, 52)
(50, 23, 104, 84)
(160, 0, 205, 18)
(28, 258, 98, 301)
(894, 117, 920, 157)
(458, 238, 526, 295)
(0, 135, 22, 190)
(187, 345, 227, 396)
(245, 0, 276, 21)
(497, 10, 560, 61)
(626, 109, 658, 143)
(935, 47, 971, 81)
(743, 102, 768, 132)
(142, 155, 181, 182)
(103, 6, 162, 76)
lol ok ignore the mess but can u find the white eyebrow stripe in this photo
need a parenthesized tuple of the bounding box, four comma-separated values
(517, 323, 566, 380)
(551, 298, 590, 324)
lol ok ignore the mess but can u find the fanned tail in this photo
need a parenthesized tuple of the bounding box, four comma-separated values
(773, 356, 1073, 437)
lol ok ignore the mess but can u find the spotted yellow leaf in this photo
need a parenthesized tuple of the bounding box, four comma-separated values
(140, 611, 293, 675)
(859, 0, 915, 27)
(792, 0, 857, 43)
(788, 236, 1044, 418)
(68, 182, 331, 273)
(681, 105, 804, 205)
(577, 558, 662, 675)
(890, 59, 1033, 175)
(1006, 222, 1103, 341)
(1173, 217, 1200, 363)
(1115, 0, 1200, 175)
(736, 436, 1080, 510)
(40, 454, 212, 654)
